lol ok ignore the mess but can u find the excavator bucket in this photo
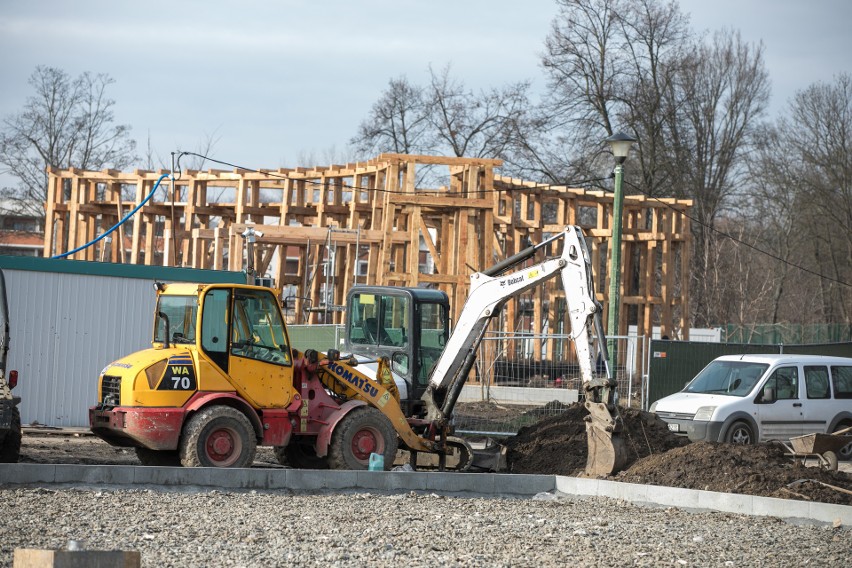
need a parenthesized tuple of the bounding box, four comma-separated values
(584, 401, 628, 476)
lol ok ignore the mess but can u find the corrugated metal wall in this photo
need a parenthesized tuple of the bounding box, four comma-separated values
(0, 257, 246, 428)
(9, 271, 154, 427)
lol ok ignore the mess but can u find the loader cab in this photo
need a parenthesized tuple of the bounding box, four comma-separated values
(345, 287, 450, 413)
(153, 284, 293, 407)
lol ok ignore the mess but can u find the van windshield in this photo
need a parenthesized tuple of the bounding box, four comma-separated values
(684, 361, 769, 396)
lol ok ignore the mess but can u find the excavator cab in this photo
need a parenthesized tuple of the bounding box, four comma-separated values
(345, 287, 450, 417)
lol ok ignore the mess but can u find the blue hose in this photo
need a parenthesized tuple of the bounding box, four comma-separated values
(52, 173, 170, 260)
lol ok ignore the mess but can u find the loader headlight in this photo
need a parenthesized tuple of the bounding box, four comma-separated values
(693, 406, 717, 421)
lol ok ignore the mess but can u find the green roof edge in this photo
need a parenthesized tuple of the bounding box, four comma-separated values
(0, 255, 246, 284)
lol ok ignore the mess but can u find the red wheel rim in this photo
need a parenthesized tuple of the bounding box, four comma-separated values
(350, 427, 383, 461)
(205, 427, 242, 466)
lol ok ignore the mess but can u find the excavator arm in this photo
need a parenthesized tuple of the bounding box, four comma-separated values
(422, 225, 626, 476)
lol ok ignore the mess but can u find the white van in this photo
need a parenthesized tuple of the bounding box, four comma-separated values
(650, 354, 852, 458)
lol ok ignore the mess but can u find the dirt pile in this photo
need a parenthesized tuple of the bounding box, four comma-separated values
(506, 403, 688, 476)
(504, 402, 852, 505)
(619, 441, 852, 505)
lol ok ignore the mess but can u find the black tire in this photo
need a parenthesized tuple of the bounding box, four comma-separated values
(327, 407, 398, 470)
(274, 442, 329, 469)
(725, 421, 755, 445)
(0, 407, 21, 463)
(179, 406, 257, 468)
(833, 423, 852, 461)
(135, 447, 181, 467)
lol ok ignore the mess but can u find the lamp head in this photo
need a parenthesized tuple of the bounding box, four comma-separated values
(605, 131, 637, 164)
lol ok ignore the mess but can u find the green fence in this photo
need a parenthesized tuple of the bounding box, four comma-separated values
(287, 324, 344, 353)
(647, 340, 852, 406)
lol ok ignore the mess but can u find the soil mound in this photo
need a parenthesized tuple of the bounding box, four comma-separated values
(506, 403, 688, 476)
(504, 402, 852, 505)
(618, 441, 852, 505)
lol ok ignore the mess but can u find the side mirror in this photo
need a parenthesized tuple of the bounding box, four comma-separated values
(761, 386, 775, 403)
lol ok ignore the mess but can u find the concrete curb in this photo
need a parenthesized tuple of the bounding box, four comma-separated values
(1, 464, 849, 526)
(555, 476, 852, 526)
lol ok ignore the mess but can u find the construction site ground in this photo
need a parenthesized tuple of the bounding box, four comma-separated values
(16, 402, 852, 507)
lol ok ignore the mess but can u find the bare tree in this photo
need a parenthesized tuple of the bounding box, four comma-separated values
(669, 29, 770, 326)
(0, 66, 137, 219)
(784, 74, 852, 324)
(427, 65, 534, 160)
(351, 76, 432, 157)
(539, 0, 690, 193)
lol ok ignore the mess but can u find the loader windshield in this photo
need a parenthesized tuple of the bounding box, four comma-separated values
(154, 295, 198, 343)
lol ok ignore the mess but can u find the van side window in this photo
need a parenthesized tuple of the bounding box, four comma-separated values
(804, 366, 830, 399)
(765, 367, 799, 400)
(832, 366, 852, 399)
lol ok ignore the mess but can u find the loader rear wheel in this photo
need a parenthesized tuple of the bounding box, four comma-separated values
(274, 442, 328, 469)
(328, 407, 397, 470)
(179, 406, 257, 468)
(0, 407, 21, 463)
(135, 447, 181, 467)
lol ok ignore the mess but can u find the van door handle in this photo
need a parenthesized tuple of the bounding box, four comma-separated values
(793, 403, 802, 407)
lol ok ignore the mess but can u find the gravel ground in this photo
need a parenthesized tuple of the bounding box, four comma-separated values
(1, 487, 849, 567)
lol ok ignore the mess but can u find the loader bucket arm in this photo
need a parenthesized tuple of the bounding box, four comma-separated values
(308, 350, 436, 454)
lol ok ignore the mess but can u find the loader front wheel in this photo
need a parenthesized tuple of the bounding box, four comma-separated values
(180, 406, 257, 468)
(328, 407, 397, 470)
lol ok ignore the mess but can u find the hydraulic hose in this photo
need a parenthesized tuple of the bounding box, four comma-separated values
(52, 173, 170, 260)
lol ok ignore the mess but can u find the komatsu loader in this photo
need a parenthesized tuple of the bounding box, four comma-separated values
(90, 226, 625, 475)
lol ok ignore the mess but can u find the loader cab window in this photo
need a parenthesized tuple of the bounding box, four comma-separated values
(349, 293, 409, 348)
(417, 301, 449, 387)
(229, 289, 291, 366)
(155, 295, 198, 344)
(201, 289, 230, 372)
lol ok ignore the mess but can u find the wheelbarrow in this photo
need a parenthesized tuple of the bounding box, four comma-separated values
(775, 426, 852, 472)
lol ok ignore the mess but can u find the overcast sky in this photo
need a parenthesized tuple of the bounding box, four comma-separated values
(1, 0, 850, 176)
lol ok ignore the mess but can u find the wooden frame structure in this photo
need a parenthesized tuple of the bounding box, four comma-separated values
(44, 154, 692, 347)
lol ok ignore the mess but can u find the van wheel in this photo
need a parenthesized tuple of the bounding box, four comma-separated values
(725, 421, 754, 445)
(328, 407, 398, 470)
(180, 406, 257, 468)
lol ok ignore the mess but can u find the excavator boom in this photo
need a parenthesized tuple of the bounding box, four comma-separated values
(422, 226, 627, 476)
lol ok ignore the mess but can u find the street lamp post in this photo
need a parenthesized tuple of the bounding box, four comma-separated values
(604, 131, 637, 380)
